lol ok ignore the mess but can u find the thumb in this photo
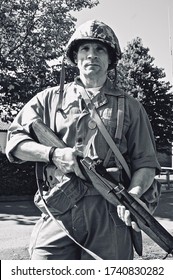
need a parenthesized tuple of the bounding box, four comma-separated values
(131, 221, 141, 232)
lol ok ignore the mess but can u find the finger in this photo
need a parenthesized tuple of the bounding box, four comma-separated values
(124, 210, 132, 226)
(117, 205, 126, 221)
(124, 211, 141, 232)
(131, 221, 141, 232)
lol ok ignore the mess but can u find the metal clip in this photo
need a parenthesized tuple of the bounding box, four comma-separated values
(113, 183, 125, 195)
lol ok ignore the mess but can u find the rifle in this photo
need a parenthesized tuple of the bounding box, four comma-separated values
(30, 119, 173, 258)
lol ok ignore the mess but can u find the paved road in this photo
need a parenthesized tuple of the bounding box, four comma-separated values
(0, 191, 173, 260)
(0, 197, 40, 260)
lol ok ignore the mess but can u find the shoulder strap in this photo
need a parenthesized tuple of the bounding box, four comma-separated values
(103, 94, 124, 166)
(50, 59, 66, 130)
(115, 94, 125, 144)
(57, 58, 65, 112)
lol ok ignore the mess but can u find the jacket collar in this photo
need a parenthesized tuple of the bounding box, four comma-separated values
(75, 76, 123, 109)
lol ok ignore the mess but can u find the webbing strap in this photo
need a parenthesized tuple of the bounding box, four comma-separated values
(103, 147, 113, 167)
(115, 96, 125, 142)
(57, 58, 65, 111)
(83, 129, 97, 157)
(103, 95, 125, 167)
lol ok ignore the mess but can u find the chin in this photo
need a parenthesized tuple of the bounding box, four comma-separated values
(85, 67, 102, 74)
(83, 69, 97, 76)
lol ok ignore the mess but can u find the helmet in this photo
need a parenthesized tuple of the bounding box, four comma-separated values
(66, 20, 121, 69)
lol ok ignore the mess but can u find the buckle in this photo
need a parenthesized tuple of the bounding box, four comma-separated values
(113, 183, 125, 195)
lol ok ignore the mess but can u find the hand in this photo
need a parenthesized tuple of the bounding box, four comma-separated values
(117, 205, 141, 232)
(52, 147, 85, 180)
(117, 191, 151, 232)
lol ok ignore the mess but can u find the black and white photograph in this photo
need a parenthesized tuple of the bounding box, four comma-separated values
(0, 0, 173, 277)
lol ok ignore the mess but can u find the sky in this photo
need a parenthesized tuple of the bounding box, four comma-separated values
(72, 0, 173, 84)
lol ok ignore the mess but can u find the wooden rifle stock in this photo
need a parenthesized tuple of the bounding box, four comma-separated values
(30, 119, 66, 148)
(30, 119, 173, 258)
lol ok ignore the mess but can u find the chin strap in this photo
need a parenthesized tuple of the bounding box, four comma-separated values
(57, 57, 65, 111)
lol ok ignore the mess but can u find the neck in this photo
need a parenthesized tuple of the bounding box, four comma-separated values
(79, 73, 107, 88)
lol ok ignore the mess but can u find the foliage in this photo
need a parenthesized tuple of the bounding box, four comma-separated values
(0, 3, 172, 154)
(116, 37, 173, 153)
(0, 0, 99, 121)
(0, 153, 37, 195)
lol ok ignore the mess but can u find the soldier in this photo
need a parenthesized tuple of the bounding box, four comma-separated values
(6, 20, 160, 260)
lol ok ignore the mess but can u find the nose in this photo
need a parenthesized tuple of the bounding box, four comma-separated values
(87, 47, 97, 59)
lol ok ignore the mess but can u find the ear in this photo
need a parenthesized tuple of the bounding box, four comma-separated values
(73, 51, 78, 63)
(108, 57, 111, 65)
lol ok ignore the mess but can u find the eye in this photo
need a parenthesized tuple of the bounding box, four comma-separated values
(80, 45, 89, 51)
(96, 46, 107, 52)
(97, 46, 103, 51)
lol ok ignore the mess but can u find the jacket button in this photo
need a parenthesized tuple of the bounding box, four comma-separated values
(88, 120, 97, 129)
(77, 137, 83, 143)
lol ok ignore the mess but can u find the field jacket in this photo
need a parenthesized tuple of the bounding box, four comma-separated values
(6, 77, 161, 194)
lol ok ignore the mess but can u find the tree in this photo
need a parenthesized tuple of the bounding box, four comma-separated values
(0, 0, 99, 121)
(117, 37, 173, 154)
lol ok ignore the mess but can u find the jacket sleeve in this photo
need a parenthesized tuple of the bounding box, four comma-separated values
(125, 100, 161, 174)
(6, 89, 55, 163)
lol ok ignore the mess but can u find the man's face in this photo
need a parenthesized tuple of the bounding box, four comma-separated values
(75, 41, 111, 78)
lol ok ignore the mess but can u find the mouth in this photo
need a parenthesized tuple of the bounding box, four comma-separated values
(85, 63, 99, 68)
